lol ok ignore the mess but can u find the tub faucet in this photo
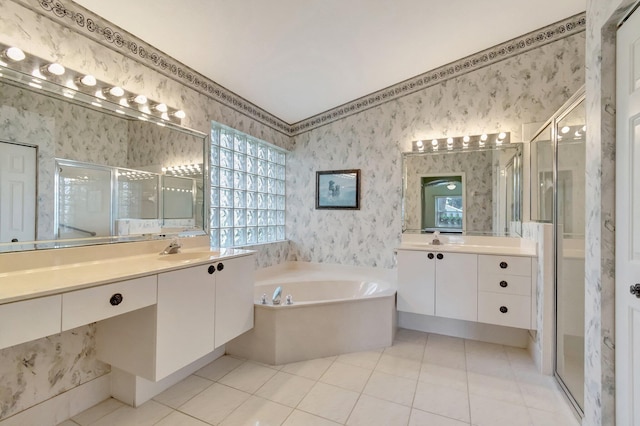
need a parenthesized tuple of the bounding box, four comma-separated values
(272, 286, 282, 305)
(160, 238, 182, 255)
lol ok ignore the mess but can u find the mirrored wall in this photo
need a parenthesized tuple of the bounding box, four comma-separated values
(402, 142, 523, 236)
(0, 61, 207, 252)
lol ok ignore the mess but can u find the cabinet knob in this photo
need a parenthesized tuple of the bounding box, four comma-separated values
(217, 263, 224, 271)
(499, 306, 508, 313)
(110, 293, 123, 306)
(499, 261, 508, 269)
(499, 280, 508, 288)
(436, 253, 444, 260)
(207, 265, 216, 274)
(427, 253, 434, 260)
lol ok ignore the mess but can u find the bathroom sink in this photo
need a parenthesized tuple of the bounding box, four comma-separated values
(157, 251, 219, 261)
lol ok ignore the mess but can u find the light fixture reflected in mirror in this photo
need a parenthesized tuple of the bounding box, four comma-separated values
(447, 183, 456, 190)
(173, 110, 186, 119)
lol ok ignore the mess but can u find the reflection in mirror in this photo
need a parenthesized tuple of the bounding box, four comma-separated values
(530, 123, 553, 222)
(0, 64, 207, 252)
(420, 175, 465, 233)
(402, 143, 523, 236)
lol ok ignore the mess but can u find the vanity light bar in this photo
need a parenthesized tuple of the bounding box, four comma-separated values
(412, 132, 511, 152)
(0, 42, 186, 124)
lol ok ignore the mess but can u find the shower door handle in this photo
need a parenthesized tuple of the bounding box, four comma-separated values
(630, 283, 640, 298)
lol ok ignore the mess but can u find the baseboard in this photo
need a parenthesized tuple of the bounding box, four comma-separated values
(398, 312, 529, 348)
(0, 374, 111, 426)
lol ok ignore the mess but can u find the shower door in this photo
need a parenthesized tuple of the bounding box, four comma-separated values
(554, 97, 586, 413)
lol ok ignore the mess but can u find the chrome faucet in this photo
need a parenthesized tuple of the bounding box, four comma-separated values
(272, 286, 282, 305)
(160, 238, 182, 255)
(431, 231, 441, 245)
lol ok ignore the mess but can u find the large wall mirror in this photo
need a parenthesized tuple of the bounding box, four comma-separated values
(402, 142, 523, 236)
(0, 65, 208, 252)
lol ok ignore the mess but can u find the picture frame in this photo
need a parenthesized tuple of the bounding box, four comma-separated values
(315, 169, 361, 210)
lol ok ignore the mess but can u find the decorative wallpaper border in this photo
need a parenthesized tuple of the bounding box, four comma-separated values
(18, 0, 585, 137)
(18, 0, 291, 136)
(290, 12, 586, 135)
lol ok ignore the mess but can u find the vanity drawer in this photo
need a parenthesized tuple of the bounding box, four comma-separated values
(0, 295, 62, 350)
(478, 255, 531, 277)
(62, 275, 157, 331)
(478, 274, 531, 296)
(478, 292, 531, 329)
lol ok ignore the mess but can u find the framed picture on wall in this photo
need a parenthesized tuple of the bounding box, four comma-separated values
(315, 169, 361, 210)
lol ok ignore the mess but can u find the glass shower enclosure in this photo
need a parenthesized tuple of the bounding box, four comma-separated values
(530, 87, 586, 416)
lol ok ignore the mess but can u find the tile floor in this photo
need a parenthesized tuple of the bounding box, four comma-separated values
(59, 329, 580, 426)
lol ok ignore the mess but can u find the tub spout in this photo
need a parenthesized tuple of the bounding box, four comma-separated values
(272, 286, 282, 305)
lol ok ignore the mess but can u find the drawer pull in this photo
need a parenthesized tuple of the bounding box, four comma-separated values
(217, 262, 224, 271)
(499, 261, 508, 269)
(436, 253, 444, 260)
(427, 253, 434, 260)
(499, 306, 508, 314)
(208, 265, 216, 274)
(109, 293, 123, 306)
(499, 280, 508, 288)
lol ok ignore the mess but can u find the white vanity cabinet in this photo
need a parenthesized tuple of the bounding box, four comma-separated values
(155, 265, 216, 379)
(435, 252, 478, 321)
(397, 248, 534, 330)
(96, 253, 255, 382)
(396, 250, 477, 321)
(214, 255, 255, 348)
(477, 255, 533, 329)
(397, 250, 436, 315)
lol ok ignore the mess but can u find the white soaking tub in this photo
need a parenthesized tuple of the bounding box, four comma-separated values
(225, 262, 396, 365)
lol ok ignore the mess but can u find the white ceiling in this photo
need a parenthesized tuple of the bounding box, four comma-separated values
(73, 0, 585, 124)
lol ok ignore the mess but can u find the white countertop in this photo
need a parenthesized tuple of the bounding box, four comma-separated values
(397, 233, 536, 257)
(0, 241, 253, 305)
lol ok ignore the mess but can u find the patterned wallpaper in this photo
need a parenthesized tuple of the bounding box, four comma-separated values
(287, 32, 586, 269)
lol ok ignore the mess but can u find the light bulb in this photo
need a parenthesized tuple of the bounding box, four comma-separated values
(462, 135, 470, 143)
(447, 137, 453, 145)
(480, 134, 488, 142)
(431, 139, 438, 146)
(447, 183, 456, 190)
(103, 86, 125, 97)
(416, 140, 423, 148)
(561, 126, 570, 134)
(41, 63, 65, 76)
(130, 94, 147, 104)
(154, 103, 168, 113)
(173, 110, 186, 119)
(498, 132, 507, 140)
(5, 47, 25, 61)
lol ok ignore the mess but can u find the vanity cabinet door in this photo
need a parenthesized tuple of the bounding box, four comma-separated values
(156, 265, 216, 379)
(214, 254, 255, 348)
(435, 253, 478, 321)
(397, 250, 436, 315)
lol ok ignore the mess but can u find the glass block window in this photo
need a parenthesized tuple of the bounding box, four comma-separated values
(210, 122, 286, 247)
